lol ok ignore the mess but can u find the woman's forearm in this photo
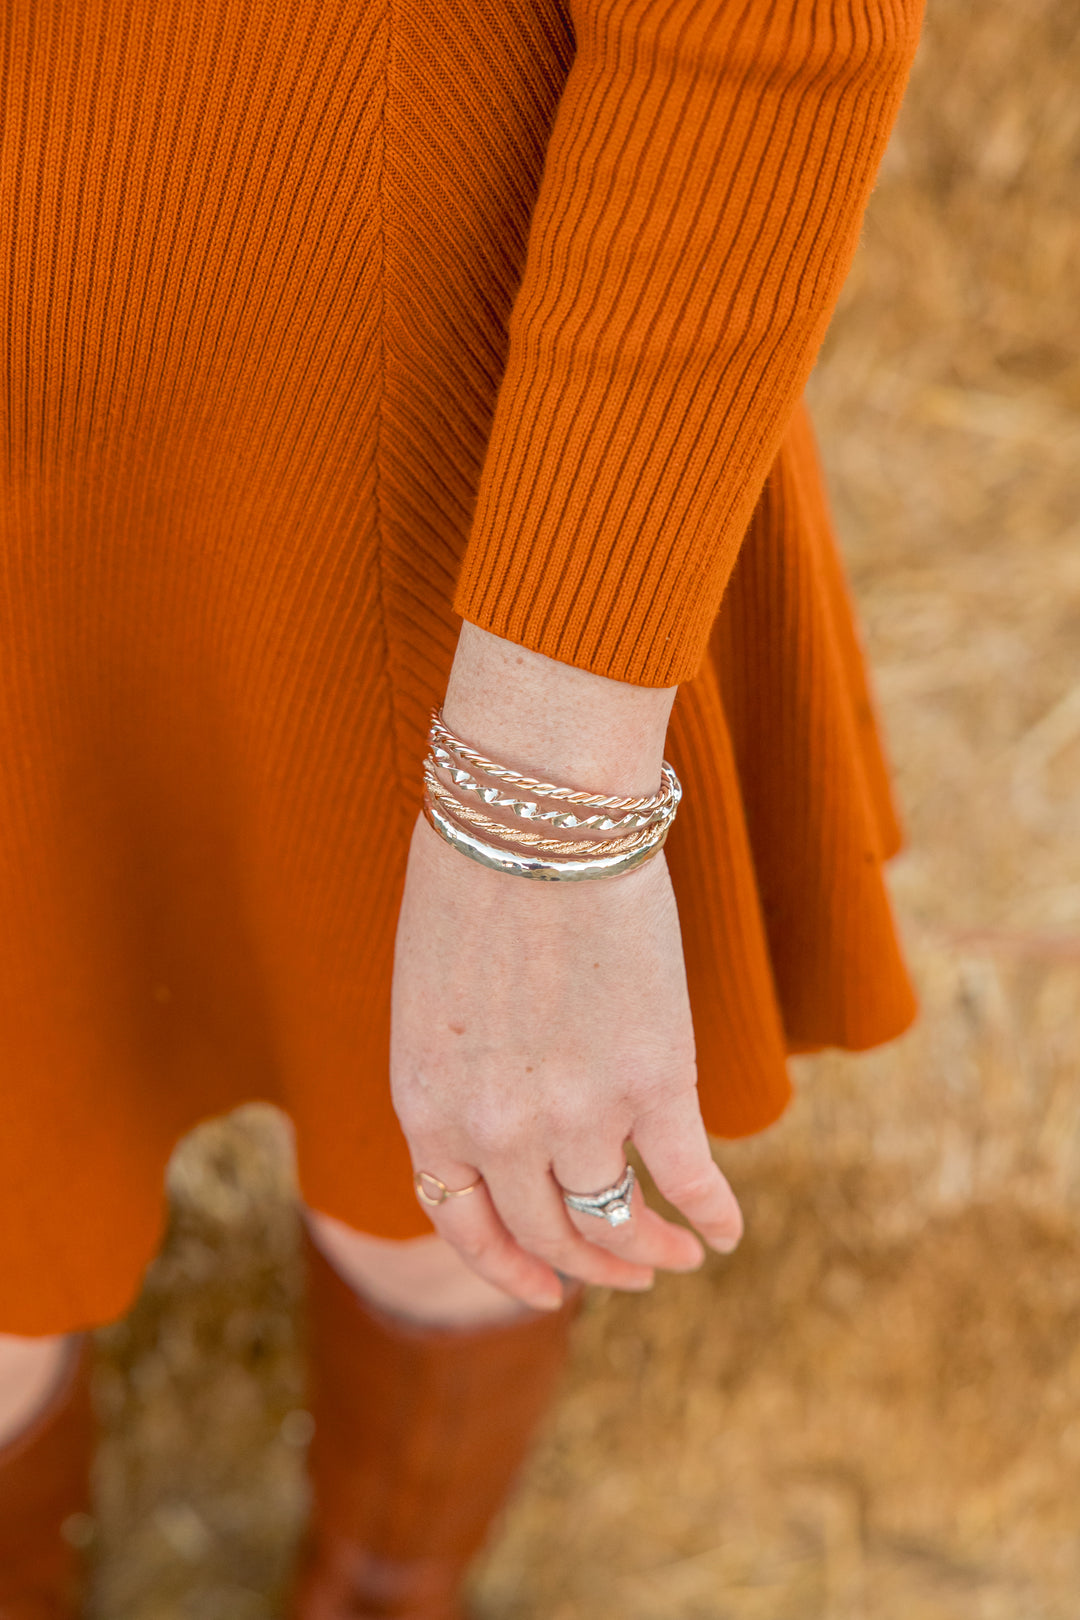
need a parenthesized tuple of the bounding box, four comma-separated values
(441, 621, 677, 799)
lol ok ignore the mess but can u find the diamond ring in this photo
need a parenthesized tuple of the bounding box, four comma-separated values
(560, 1164, 636, 1228)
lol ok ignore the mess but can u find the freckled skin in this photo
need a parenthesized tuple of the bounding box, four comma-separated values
(390, 809, 743, 1308)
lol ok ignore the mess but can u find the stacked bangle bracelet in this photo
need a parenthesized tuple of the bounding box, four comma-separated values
(420, 707, 682, 881)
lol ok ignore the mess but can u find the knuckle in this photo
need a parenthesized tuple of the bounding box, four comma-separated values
(552, 1085, 601, 1136)
(634, 1068, 700, 1115)
(453, 1227, 501, 1267)
(391, 1087, 442, 1141)
(396, 1109, 440, 1149)
(513, 1229, 574, 1267)
(463, 1101, 532, 1157)
(664, 1167, 720, 1207)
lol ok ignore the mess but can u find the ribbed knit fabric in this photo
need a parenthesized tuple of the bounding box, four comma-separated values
(454, 0, 925, 685)
(0, 0, 920, 1335)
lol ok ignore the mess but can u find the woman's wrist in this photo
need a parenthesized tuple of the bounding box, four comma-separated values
(442, 621, 677, 799)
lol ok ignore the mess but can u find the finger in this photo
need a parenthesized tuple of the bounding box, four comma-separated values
(552, 1147, 705, 1272)
(631, 1090, 743, 1253)
(411, 1159, 568, 1311)
(481, 1159, 657, 1292)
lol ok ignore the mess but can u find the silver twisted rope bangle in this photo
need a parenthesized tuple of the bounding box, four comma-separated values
(428, 712, 678, 814)
(421, 793, 672, 881)
(428, 745, 678, 834)
(423, 762, 674, 859)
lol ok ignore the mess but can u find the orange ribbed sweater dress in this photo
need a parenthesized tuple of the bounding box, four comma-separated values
(1, 0, 924, 1334)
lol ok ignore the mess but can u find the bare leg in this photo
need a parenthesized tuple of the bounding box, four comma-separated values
(1, 1210, 526, 1455)
(303, 1206, 535, 1329)
(0, 1334, 74, 1449)
(1, 1212, 532, 1459)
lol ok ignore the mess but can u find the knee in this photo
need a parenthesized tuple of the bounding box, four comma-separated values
(0, 1332, 75, 1449)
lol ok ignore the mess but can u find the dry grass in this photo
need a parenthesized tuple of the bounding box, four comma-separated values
(86, 1, 1080, 1615)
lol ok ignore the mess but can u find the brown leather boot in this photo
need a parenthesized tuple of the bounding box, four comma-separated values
(291, 1228, 581, 1620)
(0, 1335, 95, 1620)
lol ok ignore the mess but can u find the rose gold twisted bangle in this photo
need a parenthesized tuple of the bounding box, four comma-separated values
(428, 710, 679, 815)
(422, 793, 672, 881)
(423, 762, 672, 859)
(426, 753, 674, 835)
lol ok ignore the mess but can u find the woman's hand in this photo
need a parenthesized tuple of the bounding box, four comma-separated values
(388, 621, 743, 1310)
(391, 815, 744, 1309)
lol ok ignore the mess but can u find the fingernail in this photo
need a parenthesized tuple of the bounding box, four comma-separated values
(535, 1293, 566, 1311)
(709, 1232, 741, 1255)
(626, 1273, 655, 1291)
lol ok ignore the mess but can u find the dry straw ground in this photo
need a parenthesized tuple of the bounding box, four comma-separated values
(86, 1, 1080, 1615)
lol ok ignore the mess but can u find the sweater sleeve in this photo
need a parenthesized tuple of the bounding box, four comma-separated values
(451, 0, 924, 687)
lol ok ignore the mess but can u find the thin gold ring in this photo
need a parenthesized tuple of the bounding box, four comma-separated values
(414, 1170, 483, 1207)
